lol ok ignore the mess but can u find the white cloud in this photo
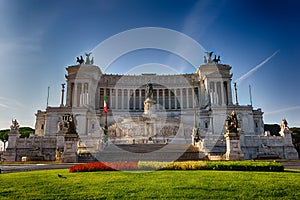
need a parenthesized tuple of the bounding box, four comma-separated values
(0, 97, 23, 110)
(235, 50, 280, 84)
(265, 106, 300, 115)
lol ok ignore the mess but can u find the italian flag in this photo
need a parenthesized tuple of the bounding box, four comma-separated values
(103, 95, 108, 114)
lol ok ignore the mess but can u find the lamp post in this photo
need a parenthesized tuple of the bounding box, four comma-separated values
(192, 74, 200, 144)
(102, 80, 109, 144)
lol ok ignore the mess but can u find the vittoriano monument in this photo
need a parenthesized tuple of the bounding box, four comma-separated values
(3, 51, 299, 162)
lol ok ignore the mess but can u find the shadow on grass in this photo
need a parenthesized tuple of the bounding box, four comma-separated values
(284, 169, 300, 173)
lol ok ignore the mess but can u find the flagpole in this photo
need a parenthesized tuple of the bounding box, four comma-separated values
(103, 80, 108, 136)
(46, 86, 50, 108)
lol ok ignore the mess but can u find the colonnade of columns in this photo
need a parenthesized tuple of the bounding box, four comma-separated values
(97, 87, 200, 111)
(208, 80, 232, 106)
(66, 81, 232, 110)
(67, 82, 90, 107)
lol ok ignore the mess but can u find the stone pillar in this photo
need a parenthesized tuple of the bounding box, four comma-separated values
(180, 88, 183, 109)
(121, 89, 124, 110)
(224, 132, 244, 160)
(214, 82, 217, 106)
(110, 88, 112, 110)
(86, 83, 89, 106)
(221, 82, 225, 106)
(186, 88, 189, 108)
(139, 89, 142, 111)
(280, 128, 299, 159)
(116, 89, 119, 109)
(162, 89, 165, 109)
(227, 81, 233, 105)
(3, 122, 21, 161)
(74, 83, 78, 107)
(133, 89, 136, 110)
(61, 134, 79, 163)
(168, 89, 171, 110)
(81, 83, 84, 106)
(174, 89, 177, 110)
(156, 89, 159, 109)
(66, 82, 72, 107)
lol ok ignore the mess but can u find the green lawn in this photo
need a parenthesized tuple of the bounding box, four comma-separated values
(1, 169, 300, 199)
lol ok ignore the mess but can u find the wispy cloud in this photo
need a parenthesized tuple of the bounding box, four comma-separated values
(235, 50, 280, 84)
(265, 106, 300, 115)
(0, 97, 23, 110)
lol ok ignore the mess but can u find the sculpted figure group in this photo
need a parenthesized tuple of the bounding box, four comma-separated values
(204, 51, 221, 64)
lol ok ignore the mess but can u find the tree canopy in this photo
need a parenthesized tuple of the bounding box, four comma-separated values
(0, 127, 35, 151)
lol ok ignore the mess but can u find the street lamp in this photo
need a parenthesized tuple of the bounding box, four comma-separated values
(192, 73, 200, 144)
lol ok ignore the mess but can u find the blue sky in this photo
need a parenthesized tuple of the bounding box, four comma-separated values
(0, 0, 300, 134)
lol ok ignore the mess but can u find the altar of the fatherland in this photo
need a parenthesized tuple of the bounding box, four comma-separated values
(3, 52, 298, 162)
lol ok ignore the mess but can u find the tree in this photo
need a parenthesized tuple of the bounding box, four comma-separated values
(264, 124, 280, 136)
(0, 129, 9, 151)
(19, 127, 35, 138)
(0, 127, 35, 151)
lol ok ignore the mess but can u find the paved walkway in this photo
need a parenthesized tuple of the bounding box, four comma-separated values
(281, 162, 300, 170)
(0, 163, 75, 174)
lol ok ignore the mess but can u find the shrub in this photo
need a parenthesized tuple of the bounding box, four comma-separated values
(138, 161, 171, 170)
(69, 162, 138, 173)
(69, 161, 284, 172)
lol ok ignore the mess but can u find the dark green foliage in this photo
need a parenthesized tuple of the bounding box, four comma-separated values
(290, 127, 300, 158)
(0, 129, 9, 149)
(19, 127, 35, 138)
(0, 127, 35, 139)
(264, 124, 280, 136)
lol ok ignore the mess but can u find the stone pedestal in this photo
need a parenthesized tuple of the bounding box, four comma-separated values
(224, 132, 244, 160)
(144, 98, 156, 115)
(280, 129, 299, 159)
(61, 134, 79, 163)
(3, 129, 20, 162)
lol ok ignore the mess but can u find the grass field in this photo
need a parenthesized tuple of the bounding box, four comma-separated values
(1, 169, 300, 199)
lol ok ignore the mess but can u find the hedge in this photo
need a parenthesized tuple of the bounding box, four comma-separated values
(69, 160, 284, 173)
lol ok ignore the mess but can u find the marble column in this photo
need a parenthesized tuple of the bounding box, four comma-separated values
(74, 83, 78, 107)
(116, 89, 119, 109)
(81, 83, 84, 106)
(227, 81, 233, 105)
(110, 88, 112, 110)
(127, 89, 130, 110)
(139, 89, 142, 111)
(133, 89, 136, 110)
(168, 89, 171, 110)
(221, 82, 225, 106)
(66, 82, 71, 107)
(214, 82, 216, 105)
(156, 89, 159, 109)
(174, 89, 177, 110)
(162, 89, 165, 109)
(186, 88, 189, 109)
(121, 89, 124, 110)
(180, 88, 183, 109)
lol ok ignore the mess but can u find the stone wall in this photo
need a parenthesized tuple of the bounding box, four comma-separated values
(4, 135, 57, 161)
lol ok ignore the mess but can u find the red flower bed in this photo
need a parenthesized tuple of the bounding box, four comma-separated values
(69, 162, 138, 173)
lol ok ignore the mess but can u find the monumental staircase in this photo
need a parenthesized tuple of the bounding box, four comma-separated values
(78, 143, 200, 162)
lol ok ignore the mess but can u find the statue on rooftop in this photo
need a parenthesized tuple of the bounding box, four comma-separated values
(10, 119, 20, 134)
(85, 52, 92, 64)
(146, 81, 153, 98)
(213, 55, 221, 64)
(204, 51, 221, 64)
(76, 56, 84, 65)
